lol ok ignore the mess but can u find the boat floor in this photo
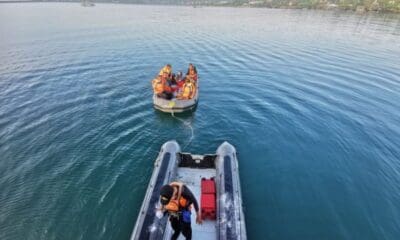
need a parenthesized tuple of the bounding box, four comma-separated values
(163, 167, 217, 240)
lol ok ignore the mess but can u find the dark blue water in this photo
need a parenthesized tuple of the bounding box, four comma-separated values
(1, 3, 400, 240)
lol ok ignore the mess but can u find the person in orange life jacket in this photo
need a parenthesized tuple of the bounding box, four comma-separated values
(152, 71, 173, 100)
(177, 78, 196, 100)
(159, 182, 202, 240)
(158, 64, 172, 78)
(157, 64, 174, 94)
(185, 63, 197, 82)
(152, 77, 164, 94)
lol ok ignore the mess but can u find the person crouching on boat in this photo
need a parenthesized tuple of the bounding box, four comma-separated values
(152, 71, 173, 100)
(159, 182, 202, 240)
(177, 78, 196, 100)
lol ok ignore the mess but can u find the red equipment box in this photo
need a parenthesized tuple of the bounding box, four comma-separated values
(201, 194, 216, 220)
(201, 178, 216, 194)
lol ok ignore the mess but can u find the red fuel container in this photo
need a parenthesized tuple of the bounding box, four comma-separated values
(201, 178, 216, 194)
(201, 194, 216, 220)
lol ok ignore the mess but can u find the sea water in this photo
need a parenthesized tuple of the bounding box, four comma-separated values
(0, 3, 400, 240)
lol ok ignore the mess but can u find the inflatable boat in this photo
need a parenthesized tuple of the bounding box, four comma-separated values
(130, 141, 247, 240)
(153, 81, 199, 113)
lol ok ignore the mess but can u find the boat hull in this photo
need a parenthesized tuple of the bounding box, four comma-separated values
(153, 96, 198, 113)
(130, 141, 247, 240)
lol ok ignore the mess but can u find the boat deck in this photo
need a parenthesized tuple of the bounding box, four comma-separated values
(163, 167, 217, 240)
(130, 141, 246, 240)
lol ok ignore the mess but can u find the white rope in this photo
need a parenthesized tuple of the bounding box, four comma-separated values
(171, 111, 194, 150)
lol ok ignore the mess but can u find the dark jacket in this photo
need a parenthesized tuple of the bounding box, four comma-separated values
(181, 185, 199, 212)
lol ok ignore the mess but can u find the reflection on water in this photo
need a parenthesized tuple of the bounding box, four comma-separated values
(0, 3, 400, 240)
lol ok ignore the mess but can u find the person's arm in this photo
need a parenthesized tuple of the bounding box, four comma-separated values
(182, 186, 202, 224)
(155, 202, 166, 219)
(169, 181, 183, 200)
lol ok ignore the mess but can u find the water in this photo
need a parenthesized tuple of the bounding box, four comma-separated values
(1, 3, 400, 240)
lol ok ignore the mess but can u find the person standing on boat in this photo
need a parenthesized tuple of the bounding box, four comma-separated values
(159, 182, 202, 240)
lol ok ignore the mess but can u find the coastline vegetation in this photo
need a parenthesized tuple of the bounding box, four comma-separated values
(235, 0, 400, 13)
(96, 0, 400, 13)
(250, 0, 398, 13)
(2, 0, 400, 13)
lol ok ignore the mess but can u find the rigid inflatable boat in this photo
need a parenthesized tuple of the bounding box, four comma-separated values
(130, 141, 247, 240)
(153, 81, 199, 113)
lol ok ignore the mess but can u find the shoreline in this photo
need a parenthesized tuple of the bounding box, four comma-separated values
(1, 1, 399, 14)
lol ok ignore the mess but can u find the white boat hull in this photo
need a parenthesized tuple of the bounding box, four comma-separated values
(153, 95, 198, 113)
(130, 141, 247, 240)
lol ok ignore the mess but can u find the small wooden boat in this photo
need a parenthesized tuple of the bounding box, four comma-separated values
(130, 141, 247, 240)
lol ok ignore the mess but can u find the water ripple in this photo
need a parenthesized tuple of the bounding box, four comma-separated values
(1, 4, 400, 240)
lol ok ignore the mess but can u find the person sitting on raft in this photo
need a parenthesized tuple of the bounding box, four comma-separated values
(174, 71, 185, 90)
(158, 64, 178, 94)
(176, 63, 197, 89)
(152, 71, 173, 100)
(177, 78, 196, 100)
(185, 63, 197, 83)
(158, 64, 172, 78)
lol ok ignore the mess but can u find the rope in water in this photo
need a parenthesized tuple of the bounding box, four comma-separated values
(171, 111, 194, 151)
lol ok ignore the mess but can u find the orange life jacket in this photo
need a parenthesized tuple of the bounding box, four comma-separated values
(180, 82, 195, 99)
(165, 197, 189, 213)
(158, 65, 172, 76)
(152, 78, 164, 94)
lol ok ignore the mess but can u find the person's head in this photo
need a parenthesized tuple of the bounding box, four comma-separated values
(176, 71, 182, 80)
(166, 64, 172, 69)
(160, 185, 174, 205)
(162, 71, 169, 78)
(188, 63, 193, 69)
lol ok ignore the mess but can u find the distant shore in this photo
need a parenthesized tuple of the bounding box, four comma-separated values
(1, 1, 399, 14)
(210, 0, 400, 14)
(0, 0, 34, 2)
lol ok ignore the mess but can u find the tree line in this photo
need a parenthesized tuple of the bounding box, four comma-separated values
(64, 0, 400, 13)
